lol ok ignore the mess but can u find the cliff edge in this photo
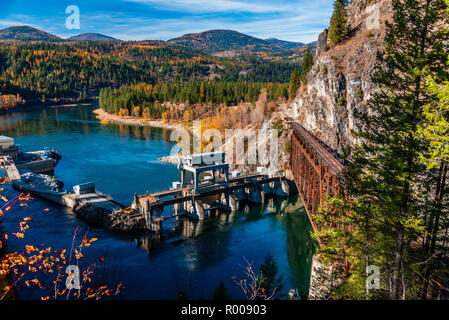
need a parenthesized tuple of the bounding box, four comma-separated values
(287, 0, 393, 152)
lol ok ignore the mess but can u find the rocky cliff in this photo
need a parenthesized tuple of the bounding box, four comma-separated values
(287, 0, 393, 152)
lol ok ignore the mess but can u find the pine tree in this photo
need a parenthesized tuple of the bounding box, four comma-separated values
(301, 47, 314, 83)
(289, 69, 301, 101)
(212, 280, 232, 300)
(328, 0, 348, 46)
(258, 254, 283, 298)
(416, 61, 449, 299)
(316, 0, 449, 300)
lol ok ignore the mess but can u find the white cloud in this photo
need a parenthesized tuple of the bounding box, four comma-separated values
(105, 14, 327, 43)
(123, 0, 288, 13)
(0, 18, 43, 30)
(1, 0, 333, 43)
(112, 0, 332, 42)
(98, 4, 331, 43)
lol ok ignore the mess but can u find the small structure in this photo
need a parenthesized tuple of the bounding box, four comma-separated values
(12, 175, 145, 232)
(73, 182, 95, 195)
(0, 136, 19, 160)
(178, 151, 230, 194)
(0, 136, 61, 175)
(0, 136, 14, 150)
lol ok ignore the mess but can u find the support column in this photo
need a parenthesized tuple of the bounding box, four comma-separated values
(194, 199, 206, 220)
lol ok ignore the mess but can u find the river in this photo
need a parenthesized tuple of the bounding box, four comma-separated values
(0, 104, 316, 300)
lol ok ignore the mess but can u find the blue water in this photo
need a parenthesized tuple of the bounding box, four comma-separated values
(0, 104, 316, 300)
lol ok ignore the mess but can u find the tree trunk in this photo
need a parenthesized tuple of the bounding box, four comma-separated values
(422, 162, 448, 299)
(391, 227, 405, 300)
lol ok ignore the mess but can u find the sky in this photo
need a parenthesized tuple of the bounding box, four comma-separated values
(0, 0, 333, 43)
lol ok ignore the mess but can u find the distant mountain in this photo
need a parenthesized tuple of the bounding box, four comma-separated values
(168, 30, 285, 53)
(67, 33, 118, 41)
(265, 38, 307, 51)
(0, 26, 61, 41)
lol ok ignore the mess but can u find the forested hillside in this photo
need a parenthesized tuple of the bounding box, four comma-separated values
(99, 81, 288, 118)
(0, 41, 301, 101)
(169, 30, 285, 53)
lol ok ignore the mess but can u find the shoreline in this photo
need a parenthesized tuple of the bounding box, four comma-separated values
(94, 109, 181, 131)
(0, 101, 94, 115)
(94, 108, 182, 165)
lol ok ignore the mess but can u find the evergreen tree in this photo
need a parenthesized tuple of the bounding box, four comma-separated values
(316, 0, 449, 300)
(328, 0, 348, 46)
(289, 69, 301, 101)
(82, 87, 88, 101)
(258, 254, 283, 298)
(212, 280, 232, 300)
(416, 60, 449, 299)
(301, 47, 314, 83)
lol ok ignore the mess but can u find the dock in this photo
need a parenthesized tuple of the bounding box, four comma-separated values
(12, 178, 146, 232)
(1, 136, 61, 176)
(0, 156, 21, 181)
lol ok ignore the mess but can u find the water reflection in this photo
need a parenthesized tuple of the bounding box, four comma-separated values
(132, 196, 316, 297)
(0, 104, 316, 299)
(0, 105, 173, 143)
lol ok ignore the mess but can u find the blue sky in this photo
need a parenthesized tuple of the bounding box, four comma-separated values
(0, 0, 333, 43)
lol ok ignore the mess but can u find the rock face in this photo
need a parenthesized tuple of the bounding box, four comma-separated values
(287, 0, 393, 152)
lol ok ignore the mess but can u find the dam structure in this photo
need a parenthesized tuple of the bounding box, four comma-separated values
(132, 152, 293, 233)
(2, 148, 292, 234)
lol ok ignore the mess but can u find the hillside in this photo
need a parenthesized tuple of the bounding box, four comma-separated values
(0, 41, 301, 100)
(0, 26, 315, 57)
(67, 33, 118, 41)
(265, 38, 307, 51)
(168, 30, 285, 53)
(0, 26, 61, 41)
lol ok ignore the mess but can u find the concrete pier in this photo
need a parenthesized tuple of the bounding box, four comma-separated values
(12, 178, 146, 232)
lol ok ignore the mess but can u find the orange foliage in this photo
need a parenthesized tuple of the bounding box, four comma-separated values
(0, 179, 123, 300)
